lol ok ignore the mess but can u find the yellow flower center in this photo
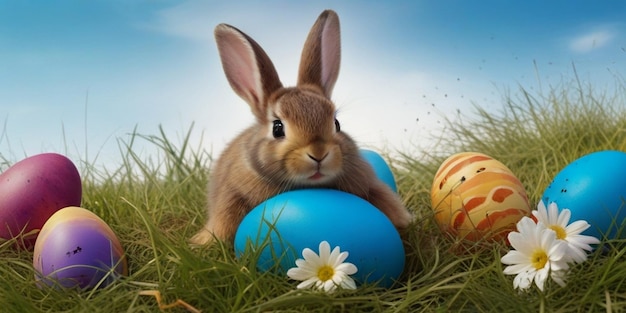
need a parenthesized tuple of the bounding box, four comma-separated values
(317, 265, 335, 281)
(549, 225, 567, 240)
(531, 250, 548, 270)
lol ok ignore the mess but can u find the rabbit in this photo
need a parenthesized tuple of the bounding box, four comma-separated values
(190, 9, 413, 246)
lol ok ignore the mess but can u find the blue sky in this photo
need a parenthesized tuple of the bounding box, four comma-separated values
(1, 0, 625, 169)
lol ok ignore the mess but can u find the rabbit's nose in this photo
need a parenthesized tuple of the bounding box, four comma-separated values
(308, 153, 328, 164)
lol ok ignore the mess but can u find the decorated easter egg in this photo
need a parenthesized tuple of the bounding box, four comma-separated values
(0, 153, 82, 246)
(542, 150, 626, 240)
(360, 149, 397, 192)
(33, 206, 127, 289)
(431, 152, 531, 242)
(234, 189, 405, 288)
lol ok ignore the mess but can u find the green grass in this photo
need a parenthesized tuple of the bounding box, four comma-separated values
(1, 77, 626, 312)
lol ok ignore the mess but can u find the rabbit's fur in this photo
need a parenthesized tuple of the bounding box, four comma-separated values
(190, 10, 413, 246)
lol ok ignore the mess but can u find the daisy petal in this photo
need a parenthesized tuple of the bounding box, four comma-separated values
(508, 232, 534, 255)
(534, 268, 549, 291)
(341, 276, 357, 290)
(328, 246, 342, 267)
(513, 271, 534, 290)
(287, 267, 313, 281)
(318, 241, 331, 261)
(335, 262, 358, 275)
(551, 270, 567, 287)
(533, 201, 548, 222)
(297, 277, 319, 290)
(547, 202, 561, 225)
(501, 250, 528, 265)
(556, 208, 571, 227)
(566, 220, 592, 235)
(334, 251, 349, 266)
(503, 263, 534, 275)
(302, 248, 321, 266)
(565, 246, 588, 264)
(569, 234, 600, 248)
(322, 279, 336, 293)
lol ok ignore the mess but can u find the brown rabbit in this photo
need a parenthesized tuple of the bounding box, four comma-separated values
(190, 10, 413, 246)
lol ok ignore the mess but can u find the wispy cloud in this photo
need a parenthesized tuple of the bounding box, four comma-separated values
(140, 1, 217, 43)
(139, 1, 314, 45)
(569, 29, 615, 53)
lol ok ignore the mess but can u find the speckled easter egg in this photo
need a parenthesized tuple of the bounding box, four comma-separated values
(33, 206, 127, 289)
(0, 153, 81, 247)
(234, 189, 405, 288)
(542, 150, 626, 240)
(431, 152, 531, 242)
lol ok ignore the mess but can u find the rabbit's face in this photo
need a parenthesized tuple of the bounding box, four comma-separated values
(264, 88, 344, 186)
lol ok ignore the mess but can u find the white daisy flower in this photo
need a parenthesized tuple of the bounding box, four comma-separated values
(286, 241, 358, 293)
(533, 201, 601, 263)
(501, 217, 570, 291)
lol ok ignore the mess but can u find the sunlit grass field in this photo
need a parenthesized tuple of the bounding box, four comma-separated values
(1, 78, 626, 312)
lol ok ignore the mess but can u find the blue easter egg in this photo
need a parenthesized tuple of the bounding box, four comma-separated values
(542, 150, 626, 240)
(234, 189, 405, 288)
(360, 149, 397, 192)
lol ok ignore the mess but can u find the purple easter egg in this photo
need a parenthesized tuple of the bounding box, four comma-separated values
(33, 206, 127, 289)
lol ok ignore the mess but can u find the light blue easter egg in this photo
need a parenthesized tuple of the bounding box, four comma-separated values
(360, 149, 397, 192)
(234, 189, 405, 288)
(542, 150, 626, 240)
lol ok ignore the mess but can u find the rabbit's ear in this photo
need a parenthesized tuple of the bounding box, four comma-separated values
(215, 24, 283, 120)
(297, 10, 341, 98)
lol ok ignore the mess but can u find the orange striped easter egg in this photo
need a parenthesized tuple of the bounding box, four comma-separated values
(431, 152, 531, 242)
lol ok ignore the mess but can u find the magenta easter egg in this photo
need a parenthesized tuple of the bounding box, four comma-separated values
(0, 153, 81, 246)
(33, 206, 127, 289)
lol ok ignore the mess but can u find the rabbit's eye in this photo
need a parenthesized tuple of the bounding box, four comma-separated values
(272, 120, 285, 138)
(334, 119, 341, 132)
